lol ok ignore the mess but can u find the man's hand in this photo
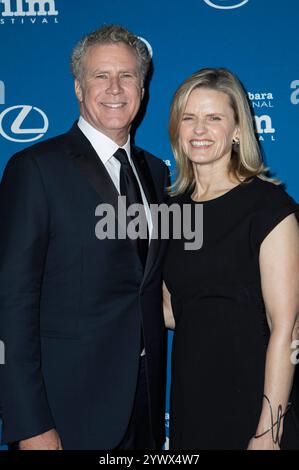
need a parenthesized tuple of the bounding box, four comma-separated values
(19, 428, 63, 450)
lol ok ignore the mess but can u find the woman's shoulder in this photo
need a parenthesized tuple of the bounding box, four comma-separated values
(248, 177, 298, 250)
(246, 176, 297, 206)
(247, 176, 283, 193)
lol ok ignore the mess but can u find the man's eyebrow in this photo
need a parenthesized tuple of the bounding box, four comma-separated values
(90, 68, 139, 75)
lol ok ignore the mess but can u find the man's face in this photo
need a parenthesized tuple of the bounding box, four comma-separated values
(75, 42, 144, 145)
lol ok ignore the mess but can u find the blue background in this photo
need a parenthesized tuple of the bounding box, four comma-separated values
(0, 0, 298, 450)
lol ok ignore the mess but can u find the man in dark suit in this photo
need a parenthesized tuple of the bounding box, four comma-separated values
(0, 24, 168, 450)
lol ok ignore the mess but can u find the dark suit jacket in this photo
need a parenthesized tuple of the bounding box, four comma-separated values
(0, 123, 169, 449)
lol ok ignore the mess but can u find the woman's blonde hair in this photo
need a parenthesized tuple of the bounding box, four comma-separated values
(169, 67, 273, 195)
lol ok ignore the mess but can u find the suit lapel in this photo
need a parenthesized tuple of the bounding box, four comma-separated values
(131, 146, 162, 281)
(131, 146, 158, 207)
(66, 124, 162, 280)
(67, 123, 132, 246)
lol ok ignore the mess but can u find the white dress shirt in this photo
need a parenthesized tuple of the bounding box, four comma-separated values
(78, 116, 153, 240)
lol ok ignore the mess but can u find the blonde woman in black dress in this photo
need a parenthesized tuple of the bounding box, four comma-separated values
(163, 68, 299, 450)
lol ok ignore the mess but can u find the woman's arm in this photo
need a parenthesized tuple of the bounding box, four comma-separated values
(248, 213, 299, 450)
(163, 281, 175, 330)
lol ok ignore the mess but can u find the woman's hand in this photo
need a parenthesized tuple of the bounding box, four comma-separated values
(247, 435, 280, 450)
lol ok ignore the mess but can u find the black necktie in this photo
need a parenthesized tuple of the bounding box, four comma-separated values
(114, 148, 148, 268)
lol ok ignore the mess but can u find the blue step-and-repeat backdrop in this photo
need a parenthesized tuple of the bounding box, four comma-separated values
(0, 0, 298, 450)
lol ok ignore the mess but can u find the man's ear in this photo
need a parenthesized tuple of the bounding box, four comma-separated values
(75, 79, 83, 102)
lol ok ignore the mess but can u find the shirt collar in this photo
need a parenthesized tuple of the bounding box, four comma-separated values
(77, 116, 131, 164)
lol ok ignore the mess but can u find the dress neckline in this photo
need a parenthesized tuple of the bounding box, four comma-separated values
(189, 177, 257, 204)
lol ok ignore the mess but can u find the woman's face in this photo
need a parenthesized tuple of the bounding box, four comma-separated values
(179, 87, 239, 167)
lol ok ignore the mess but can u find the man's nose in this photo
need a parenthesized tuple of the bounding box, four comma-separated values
(107, 76, 123, 94)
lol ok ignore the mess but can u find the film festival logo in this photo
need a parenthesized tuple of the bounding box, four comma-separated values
(0, 81, 49, 143)
(0, 0, 59, 25)
(290, 80, 299, 105)
(203, 0, 249, 9)
(248, 91, 276, 142)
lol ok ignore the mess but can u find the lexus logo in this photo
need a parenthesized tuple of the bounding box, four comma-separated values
(0, 105, 49, 143)
(203, 0, 249, 9)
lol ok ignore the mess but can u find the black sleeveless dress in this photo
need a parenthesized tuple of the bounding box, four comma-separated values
(163, 177, 299, 450)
